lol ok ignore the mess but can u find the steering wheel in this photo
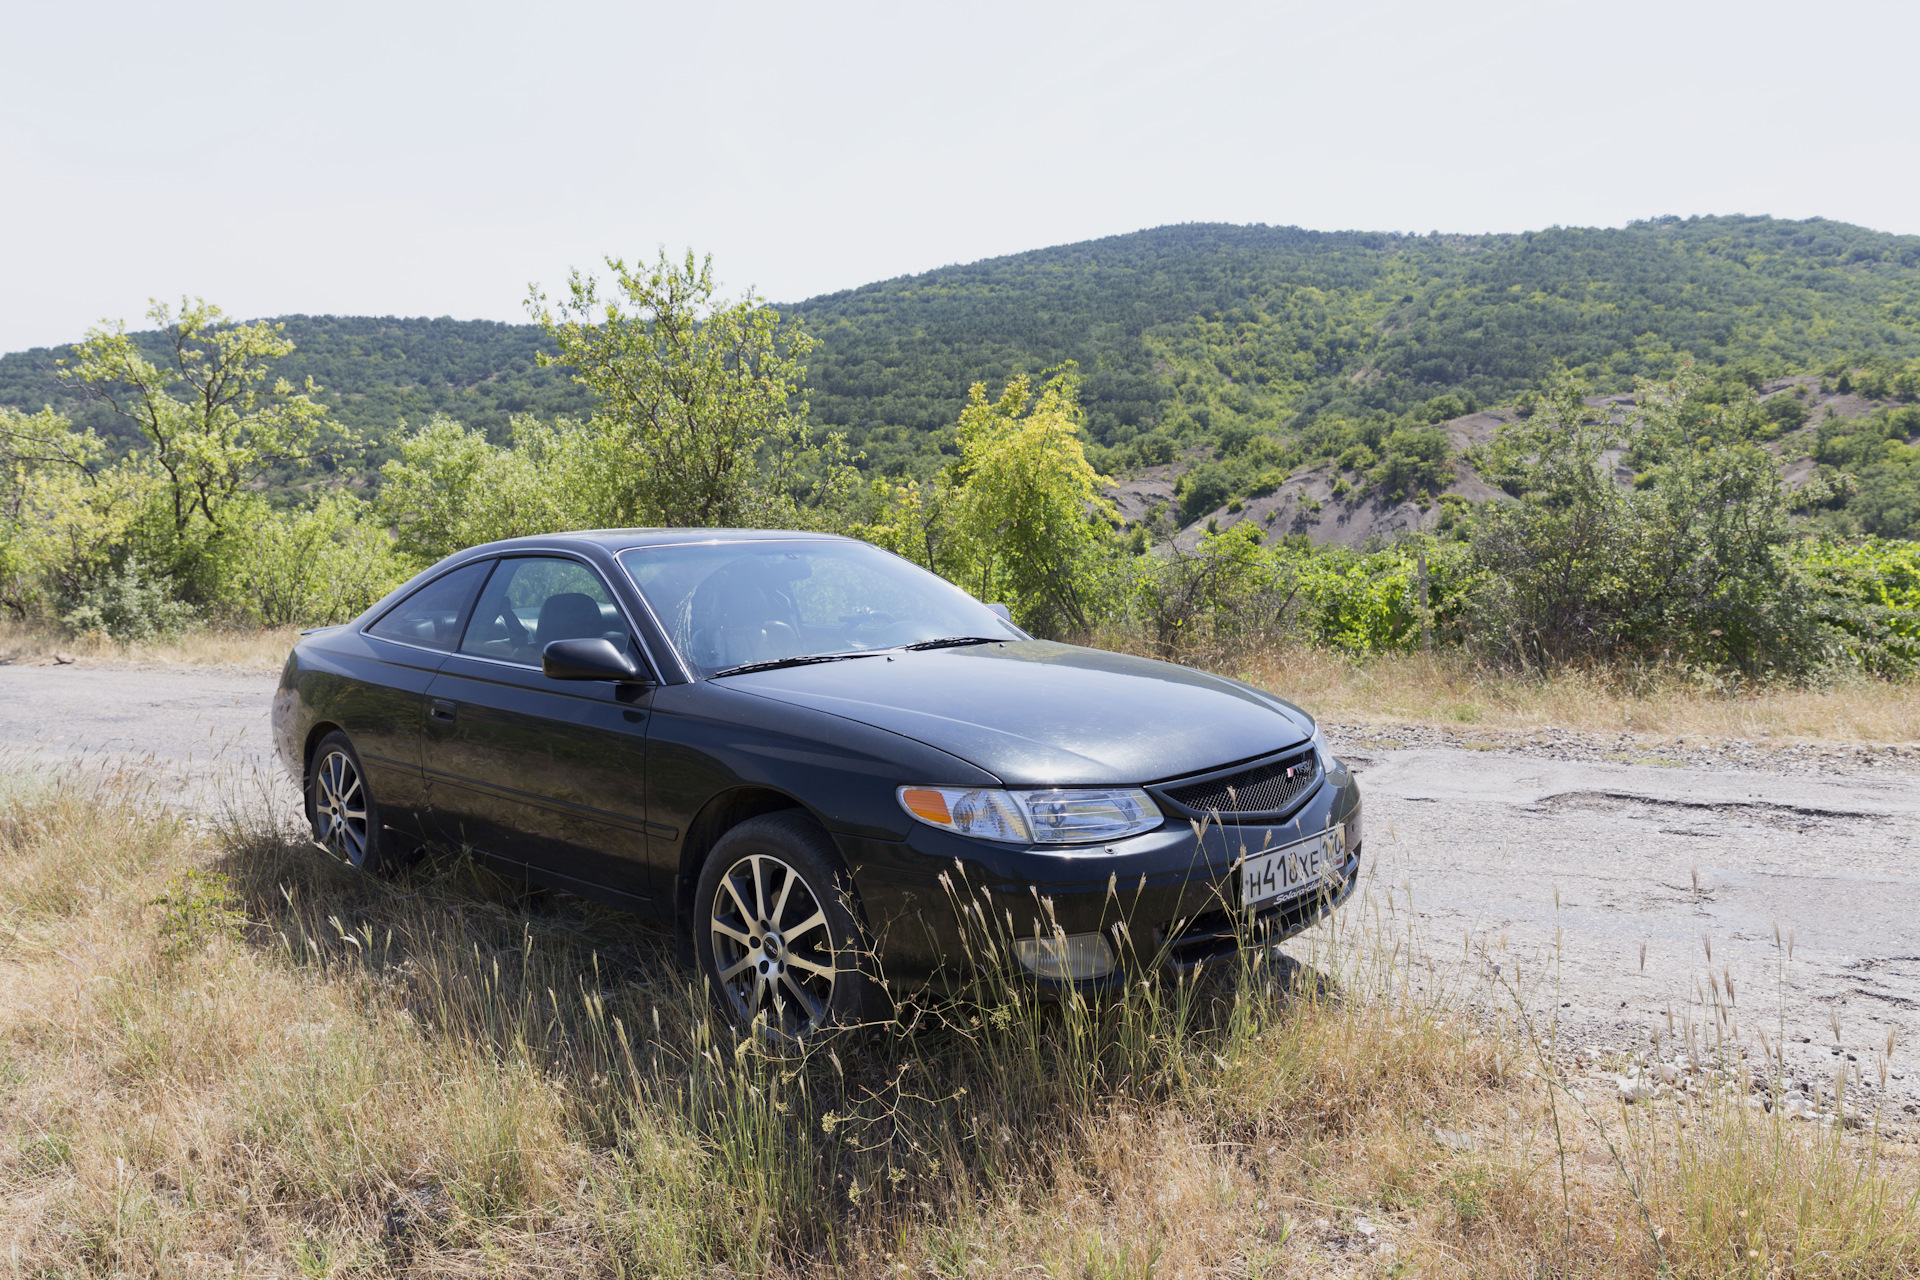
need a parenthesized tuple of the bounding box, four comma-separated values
(839, 609, 895, 639)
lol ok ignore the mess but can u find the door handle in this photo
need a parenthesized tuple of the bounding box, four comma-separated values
(430, 699, 456, 723)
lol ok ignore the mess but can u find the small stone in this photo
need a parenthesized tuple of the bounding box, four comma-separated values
(1353, 1217, 1376, 1238)
(1618, 1076, 1653, 1104)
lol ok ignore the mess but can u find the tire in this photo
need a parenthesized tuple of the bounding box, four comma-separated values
(693, 811, 884, 1040)
(307, 731, 391, 872)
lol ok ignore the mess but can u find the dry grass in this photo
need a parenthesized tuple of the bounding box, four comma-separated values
(0, 621, 298, 673)
(1, 766, 1914, 1276)
(1223, 647, 1920, 744)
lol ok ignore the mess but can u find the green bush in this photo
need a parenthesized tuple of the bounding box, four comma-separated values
(1175, 462, 1240, 524)
(60, 557, 195, 643)
(1468, 371, 1817, 674)
(1793, 538, 1920, 675)
(1293, 542, 1473, 655)
(1367, 426, 1453, 501)
(212, 492, 413, 627)
(1762, 393, 1810, 432)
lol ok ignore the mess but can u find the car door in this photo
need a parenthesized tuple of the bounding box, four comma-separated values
(346, 559, 494, 825)
(421, 555, 657, 905)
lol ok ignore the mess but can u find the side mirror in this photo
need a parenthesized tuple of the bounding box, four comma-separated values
(543, 637, 647, 684)
(987, 602, 1013, 624)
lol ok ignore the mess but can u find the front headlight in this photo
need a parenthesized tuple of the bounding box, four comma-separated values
(1309, 725, 1336, 773)
(897, 786, 1163, 845)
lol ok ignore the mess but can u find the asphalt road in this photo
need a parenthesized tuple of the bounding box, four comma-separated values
(2, 661, 1914, 1109)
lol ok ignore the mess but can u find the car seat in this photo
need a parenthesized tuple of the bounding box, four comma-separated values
(536, 592, 612, 648)
(685, 566, 801, 669)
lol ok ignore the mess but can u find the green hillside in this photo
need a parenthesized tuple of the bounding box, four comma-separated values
(794, 216, 1920, 471)
(5, 215, 1919, 480)
(0, 315, 591, 458)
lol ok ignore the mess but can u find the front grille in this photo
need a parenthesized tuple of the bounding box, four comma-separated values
(1161, 749, 1319, 817)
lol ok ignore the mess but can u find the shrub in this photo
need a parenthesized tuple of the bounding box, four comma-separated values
(1294, 541, 1473, 655)
(1175, 462, 1239, 524)
(1468, 371, 1817, 675)
(61, 557, 195, 643)
(212, 492, 413, 627)
(1851, 453, 1920, 540)
(1793, 537, 1920, 675)
(1131, 522, 1288, 660)
(1368, 425, 1453, 501)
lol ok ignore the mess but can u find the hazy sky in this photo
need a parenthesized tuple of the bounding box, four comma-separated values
(4, 0, 1916, 354)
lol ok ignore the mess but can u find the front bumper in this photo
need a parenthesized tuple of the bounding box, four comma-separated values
(837, 767, 1363, 992)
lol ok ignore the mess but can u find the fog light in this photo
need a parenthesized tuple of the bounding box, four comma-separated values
(1012, 932, 1115, 981)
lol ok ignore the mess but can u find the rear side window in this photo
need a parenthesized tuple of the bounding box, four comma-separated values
(365, 561, 492, 650)
(460, 556, 632, 666)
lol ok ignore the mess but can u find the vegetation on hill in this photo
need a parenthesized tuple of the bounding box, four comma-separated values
(0, 314, 590, 459)
(792, 216, 1920, 478)
(5, 219, 1920, 680)
(8, 215, 1920, 489)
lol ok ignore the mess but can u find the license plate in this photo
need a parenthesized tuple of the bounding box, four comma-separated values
(1240, 824, 1345, 910)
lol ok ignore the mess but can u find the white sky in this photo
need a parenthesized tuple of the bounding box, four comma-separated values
(4, 0, 1916, 354)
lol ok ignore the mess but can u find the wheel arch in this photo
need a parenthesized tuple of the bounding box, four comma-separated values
(301, 721, 346, 788)
(675, 786, 833, 946)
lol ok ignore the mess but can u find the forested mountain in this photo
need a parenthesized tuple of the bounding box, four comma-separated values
(794, 216, 1920, 471)
(0, 315, 591, 456)
(5, 215, 1919, 478)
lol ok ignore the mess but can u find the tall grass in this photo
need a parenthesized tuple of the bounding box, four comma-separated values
(0, 765, 1913, 1276)
(1230, 645, 1920, 743)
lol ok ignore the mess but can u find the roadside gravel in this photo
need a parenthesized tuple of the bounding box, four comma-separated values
(1328, 720, 1920, 776)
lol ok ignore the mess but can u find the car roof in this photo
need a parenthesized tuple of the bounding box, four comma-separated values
(472, 528, 853, 555)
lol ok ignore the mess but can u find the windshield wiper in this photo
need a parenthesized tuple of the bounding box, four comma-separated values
(902, 636, 1004, 651)
(708, 652, 876, 679)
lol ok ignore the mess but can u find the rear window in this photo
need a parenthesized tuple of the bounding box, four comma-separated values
(365, 561, 492, 650)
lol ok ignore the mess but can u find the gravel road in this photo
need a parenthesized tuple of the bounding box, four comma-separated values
(3, 661, 1915, 1116)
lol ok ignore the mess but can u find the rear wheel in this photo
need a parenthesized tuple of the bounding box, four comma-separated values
(307, 731, 390, 872)
(694, 811, 881, 1039)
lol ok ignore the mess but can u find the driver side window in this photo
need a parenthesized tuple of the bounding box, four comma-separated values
(460, 557, 630, 667)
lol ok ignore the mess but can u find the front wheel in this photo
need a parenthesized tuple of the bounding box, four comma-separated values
(307, 731, 391, 872)
(694, 811, 883, 1040)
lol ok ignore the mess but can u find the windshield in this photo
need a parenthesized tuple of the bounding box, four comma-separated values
(618, 540, 1022, 678)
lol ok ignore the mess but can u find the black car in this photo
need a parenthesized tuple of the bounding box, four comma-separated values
(273, 530, 1362, 1036)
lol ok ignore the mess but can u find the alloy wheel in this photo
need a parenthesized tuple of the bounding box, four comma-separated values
(708, 853, 838, 1037)
(313, 748, 370, 866)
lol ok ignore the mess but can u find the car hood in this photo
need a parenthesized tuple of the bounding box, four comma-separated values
(722, 640, 1311, 786)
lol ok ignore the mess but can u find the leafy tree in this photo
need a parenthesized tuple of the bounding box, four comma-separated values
(376, 414, 611, 564)
(1468, 369, 1810, 673)
(0, 407, 154, 617)
(1368, 425, 1453, 500)
(944, 369, 1117, 635)
(529, 250, 838, 529)
(1133, 521, 1290, 658)
(1851, 453, 1920, 539)
(867, 369, 1117, 634)
(210, 491, 410, 626)
(59, 300, 331, 543)
(1175, 462, 1239, 523)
